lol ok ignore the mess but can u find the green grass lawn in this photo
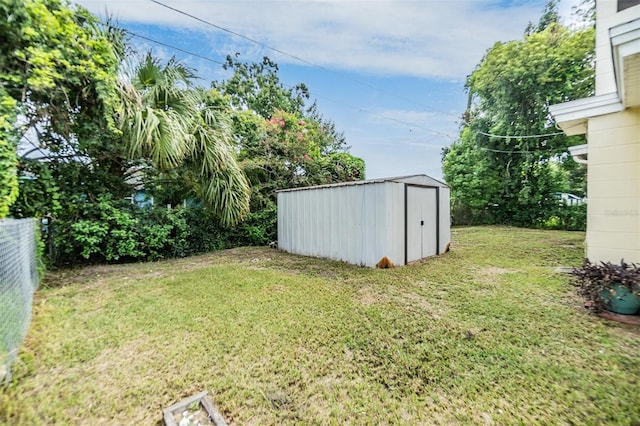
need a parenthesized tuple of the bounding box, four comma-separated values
(1, 226, 639, 425)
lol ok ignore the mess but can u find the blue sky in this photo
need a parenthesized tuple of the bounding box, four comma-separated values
(75, 0, 580, 180)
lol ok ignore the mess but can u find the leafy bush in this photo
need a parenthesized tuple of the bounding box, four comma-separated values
(450, 200, 496, 226)
(542, 203, 586, 231)
(48, 195, 277, 266)
(451, 198, 587, 231)
(55, 195, 144, 263)
(235, 203, 277, 246)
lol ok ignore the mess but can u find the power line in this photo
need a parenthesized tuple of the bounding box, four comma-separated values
(125, 30, 225, 65)
(459, 118, 567, 140)
(149, 0, 313, 65)
(128, 3, 571, 143)
(113, 3, 578, 144)
(478, 146, 551, 154)
(148, 0, 458, 120)
(123, 26, 456, 139)
(477, 130, 565, 139)
(147, 0, 581, 142)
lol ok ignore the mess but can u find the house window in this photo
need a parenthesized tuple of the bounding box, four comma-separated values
(618, 0, 640, 12)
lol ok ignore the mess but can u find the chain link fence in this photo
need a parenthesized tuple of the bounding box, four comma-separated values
(0, 218, 40, 382)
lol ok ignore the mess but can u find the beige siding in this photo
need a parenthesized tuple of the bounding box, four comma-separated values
(595, 1, 618, 95)
(586, 109, 640, 263)
(595, 1, 640, 95)
(550, 2, 640, 264)
(626, 53, 640, 105)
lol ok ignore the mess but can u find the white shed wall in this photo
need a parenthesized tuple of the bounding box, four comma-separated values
(277, 175, 450, 267)
(277, 182, 393, 267)
(439, 186, 451, 254)
(383, 182, 406, 266)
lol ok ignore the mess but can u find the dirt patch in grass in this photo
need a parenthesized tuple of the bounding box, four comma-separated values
(356, 286, 389, 307)
(476, 266, 518, 280)
(394, 290, 448, 319)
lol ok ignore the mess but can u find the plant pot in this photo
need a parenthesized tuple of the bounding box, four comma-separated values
(601, 283, 640, 315)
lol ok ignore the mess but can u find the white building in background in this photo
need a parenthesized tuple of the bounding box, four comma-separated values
(277, 175, 450, 268)
(550, 0, 640, 263)
(553, 192, 586, 206)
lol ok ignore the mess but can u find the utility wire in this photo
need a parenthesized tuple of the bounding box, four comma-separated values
(123, 26, 456, 139)
(477, 130, 565, 139)
(149, 0, 314, 65)
(148, 0, 458, 119)
(140, 1, 572, 143)
(125, 30, 225, 65)
(147, 0, 574, 141)
(105, 2, 574, 143)
(459, 118, 567, 140)
(478, 146, 552, 154)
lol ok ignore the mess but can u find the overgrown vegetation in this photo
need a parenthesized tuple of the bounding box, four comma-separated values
(0, 0, 121, 218)
(1, 227, 638, 425)
(3, 0, 364, 266)
(442, 1, 594, 229)
(47, 196, 277, 265)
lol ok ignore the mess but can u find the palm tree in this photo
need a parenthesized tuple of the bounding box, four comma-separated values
(117, 53, 250, 226)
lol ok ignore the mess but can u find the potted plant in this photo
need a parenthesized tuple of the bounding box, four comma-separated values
(571, 259, 640, 315)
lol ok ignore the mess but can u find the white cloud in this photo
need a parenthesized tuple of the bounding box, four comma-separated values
(74, 0, 557, 79)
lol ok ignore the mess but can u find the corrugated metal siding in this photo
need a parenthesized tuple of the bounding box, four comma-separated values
(277, 182, 391, 267)
(358, 182, 389, 266)
(277, 175, 451, 267)
(439, 187, 452, 253)
(384, 182, 405, 266)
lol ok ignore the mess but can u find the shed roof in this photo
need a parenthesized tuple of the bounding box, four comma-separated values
(277, 174, 448, 193)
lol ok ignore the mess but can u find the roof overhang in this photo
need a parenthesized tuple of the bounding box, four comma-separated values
(548, 93, 623, 136)
(611, 16, 640, 108)
(549, 16, 640, 136)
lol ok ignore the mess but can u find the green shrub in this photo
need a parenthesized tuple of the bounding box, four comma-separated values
(236, 203, 277, 246)
(58, 195, 144, 263)
(48, 195, 277, 266)
(542, 203, 586, 231)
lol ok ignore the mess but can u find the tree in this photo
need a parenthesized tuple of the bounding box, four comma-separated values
(526, 0, 559, 35)
(214, 55, 309, 119)
(213, 57, 364, 205)
(117, 54, 250, 226)
(236, 109, 364, 209)
(0, 0, 122, 217)
(443, 5, 594, 227)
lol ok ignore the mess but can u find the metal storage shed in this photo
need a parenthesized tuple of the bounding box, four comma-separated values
(277, 174, 450, 267)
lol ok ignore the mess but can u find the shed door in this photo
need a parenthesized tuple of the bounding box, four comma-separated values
(406, 186, 437, 263)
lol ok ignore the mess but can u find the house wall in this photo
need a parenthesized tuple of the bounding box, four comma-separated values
(586, 108, 640, 263)
(595, 1, 640, 95)
(549, 1, 640, 264)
